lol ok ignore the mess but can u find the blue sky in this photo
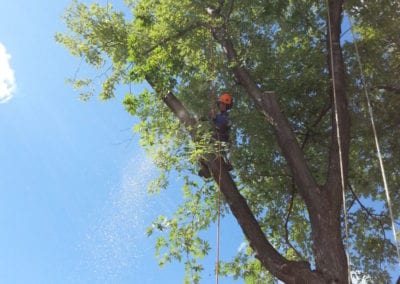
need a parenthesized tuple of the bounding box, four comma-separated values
(0, 1, 397, 284)
(0, 1, 245, 283)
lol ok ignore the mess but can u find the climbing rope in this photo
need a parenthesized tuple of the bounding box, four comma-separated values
(326, 1, 352, 282)
(215, 145, 222, 284)
(207, 23, 222, 284)
(347, 14, 400, 266)
(210, 82, 222, 284)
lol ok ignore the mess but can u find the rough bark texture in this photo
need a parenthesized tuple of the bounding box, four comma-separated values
(159, 0, 350, 282)
(162, 92, 324, 283)
(315, 0, 350, 282)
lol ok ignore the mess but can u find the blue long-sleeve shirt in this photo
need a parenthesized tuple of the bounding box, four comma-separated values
(213, 112, 231, 142)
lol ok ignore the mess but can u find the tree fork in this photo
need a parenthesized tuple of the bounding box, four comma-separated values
(161, 91, 324, 283)
(207, 1, 350, 282)
(309, 0, 350, 282)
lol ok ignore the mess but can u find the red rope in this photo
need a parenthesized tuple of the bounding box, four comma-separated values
(209, 24, 221, 284)
(215, 148, 222, 284)
(211, 81, 222, 284)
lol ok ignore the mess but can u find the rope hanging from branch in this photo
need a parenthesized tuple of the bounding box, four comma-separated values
(347, 13, 400, 267)
(326, 1, 352, 283)
(207, 21, 222, 284)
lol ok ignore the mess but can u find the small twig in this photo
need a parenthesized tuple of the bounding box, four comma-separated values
(143, 23, 202, 55)
(348, 184, 387, 234)
(301, 103, 331, 149)
(284, 180, 304, 260)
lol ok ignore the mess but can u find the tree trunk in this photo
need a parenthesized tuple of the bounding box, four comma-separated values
(159, 1, 350, 282)
(311, 0, 350, 282)
(162, 91, 325, 283)
(207, 0, 350, 282)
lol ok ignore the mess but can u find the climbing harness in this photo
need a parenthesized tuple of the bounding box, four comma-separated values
(347, 14, 400, 267)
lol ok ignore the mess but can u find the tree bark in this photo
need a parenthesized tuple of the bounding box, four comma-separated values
(156, 1, 350, 282)
(207, 0, 350, 282)
(161, 91, 325, 283)
(210, 23, 320, 211)
(311, 0, 350, 282)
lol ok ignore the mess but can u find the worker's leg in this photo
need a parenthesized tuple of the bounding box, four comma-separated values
(198, 161, 211, 178)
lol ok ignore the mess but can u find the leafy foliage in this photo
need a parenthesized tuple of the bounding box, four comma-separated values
(57, 0, 399, 282)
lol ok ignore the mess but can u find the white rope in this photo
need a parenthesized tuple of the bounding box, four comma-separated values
(347, 14, 400, 266)
(326, 2, 352, 283)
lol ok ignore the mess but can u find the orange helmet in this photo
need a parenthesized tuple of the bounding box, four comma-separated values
(218, 93, 233, 106)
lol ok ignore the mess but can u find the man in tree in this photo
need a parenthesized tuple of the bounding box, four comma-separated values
(199, 92, 233, 178)
(56, 0, 400, 282)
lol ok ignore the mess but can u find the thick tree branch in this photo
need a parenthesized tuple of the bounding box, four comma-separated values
(209, 23, 319, 209)
(325, 0, 350, 202)
(162, 91, 197, 137)
(161, 91, 323, 283)
(284, 182, 304, 260)
(302, 1, 349, 281)
(376, 84, 400, 94)
(208, 3, 349, 281)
